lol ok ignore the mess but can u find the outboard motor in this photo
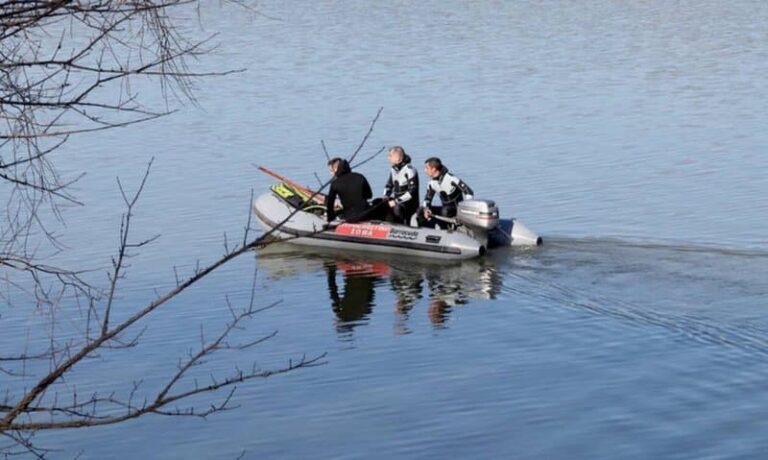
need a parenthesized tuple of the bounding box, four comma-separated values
(455, 200, 499, 247)
(456, 200, 500, 230)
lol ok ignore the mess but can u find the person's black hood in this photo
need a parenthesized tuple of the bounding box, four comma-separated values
(335, 159, 352, 176)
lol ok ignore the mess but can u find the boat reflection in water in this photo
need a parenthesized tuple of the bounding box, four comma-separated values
(325, 260, 379, 335)
(256, 244, 504, 336)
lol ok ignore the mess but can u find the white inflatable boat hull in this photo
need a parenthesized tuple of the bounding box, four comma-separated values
(252, 191, 540, 260)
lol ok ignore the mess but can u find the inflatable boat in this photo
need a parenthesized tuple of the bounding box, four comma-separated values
(252, 180, 541, 260)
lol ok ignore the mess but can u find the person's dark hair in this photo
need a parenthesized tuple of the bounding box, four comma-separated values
(424, 157, 442, 169)
(328, 157, 350, 176)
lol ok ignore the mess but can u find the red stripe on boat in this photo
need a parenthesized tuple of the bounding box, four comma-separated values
(335, 223, 391, 239)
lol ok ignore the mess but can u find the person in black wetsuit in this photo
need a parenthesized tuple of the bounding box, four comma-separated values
(418, 157, 474, 228)
(326, 157, 373, 223)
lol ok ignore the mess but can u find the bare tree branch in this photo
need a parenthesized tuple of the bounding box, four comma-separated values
(0, 2, 333, 456)
(347, 106, 383, 164)
(102, 158, 156, 336)
(1, 2, 386, 454)
(0, 157, 335, 445)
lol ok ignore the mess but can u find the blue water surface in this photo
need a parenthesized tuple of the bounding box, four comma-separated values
(3, 1, 768, 459)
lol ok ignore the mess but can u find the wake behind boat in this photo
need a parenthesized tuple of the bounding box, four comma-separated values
(252, 168, 541, 260)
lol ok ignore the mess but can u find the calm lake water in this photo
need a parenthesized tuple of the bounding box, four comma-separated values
(4, 1, 768, 458)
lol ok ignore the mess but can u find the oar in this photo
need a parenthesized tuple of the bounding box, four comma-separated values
(256, 165, 327, 205)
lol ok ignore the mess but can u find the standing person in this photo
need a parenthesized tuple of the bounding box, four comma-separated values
(326, 157, 373, 223)
(382, 146, 419, 225)
(420, 157, 474, 227)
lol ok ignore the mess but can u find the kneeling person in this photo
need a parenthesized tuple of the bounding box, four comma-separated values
(326, 158, 373, 223)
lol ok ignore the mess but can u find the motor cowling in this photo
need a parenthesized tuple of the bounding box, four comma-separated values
(456, 200, 499, 230)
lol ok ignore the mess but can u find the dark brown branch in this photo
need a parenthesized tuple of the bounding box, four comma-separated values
(102, 159, 155, 336)
(347, 106, 383, 164)
(351, 145, 387, 170)
(1, 170, 333, 428)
